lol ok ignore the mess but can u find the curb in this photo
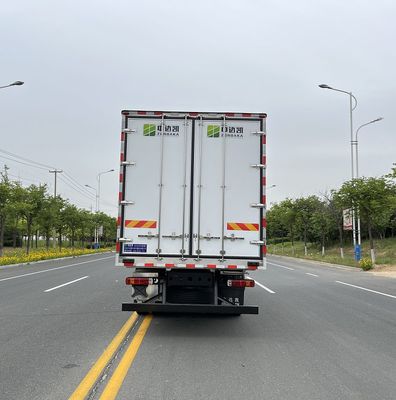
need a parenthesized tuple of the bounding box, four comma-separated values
(0, 251, 115, 270)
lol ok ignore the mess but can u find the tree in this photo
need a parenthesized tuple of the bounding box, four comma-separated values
(62, 204, 81, 248)
(326, 191, 345, 258)
(38, 196, 65, 249)
(0, 175, 12, 256)
(294, 196, 321, 256)
(336, 177, 396, 263)
(19, 185, 47, 254)
(311, 199, 333, 256)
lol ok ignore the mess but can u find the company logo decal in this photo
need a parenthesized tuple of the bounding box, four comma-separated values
(207, 125, 244, 138)
(143, 124, 180, 137)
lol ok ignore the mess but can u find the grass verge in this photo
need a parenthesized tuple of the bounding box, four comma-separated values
(0, 247, 114, 267)
(268, 237, 396, 268)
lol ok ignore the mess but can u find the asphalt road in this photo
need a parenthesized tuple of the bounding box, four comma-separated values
(1, 253, 395, 400)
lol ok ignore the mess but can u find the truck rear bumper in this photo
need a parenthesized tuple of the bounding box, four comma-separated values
(122, 303, 259, 315)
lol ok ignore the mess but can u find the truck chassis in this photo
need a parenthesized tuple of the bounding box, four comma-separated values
(122, 269, 259, 315)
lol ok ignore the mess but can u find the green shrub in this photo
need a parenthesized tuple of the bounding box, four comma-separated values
(360, 257, 373, 271)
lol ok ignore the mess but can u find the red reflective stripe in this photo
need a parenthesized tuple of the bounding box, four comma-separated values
(116, 242, 120, 252)
(262, 246, 267, 255)
(135, 220, 147, 228)
(228, 265, 237, 269)
(118, 192, 123, 202)
(262, 218, 267, 228)
(121, 111, 129, 115)
(186, 264, 195, 268)
(225, 113, 235, 117)
(242, 113, 252, 117)
(262, 176, 266, 186)
(119, 173, 123, 183)
(247, 266, 257, 271)
(189, 112, 198, 116)
(262, 155, 266, 165)
(207, 264, 217, 269)
(120, 153, 124, 162)
(117, 217, 121, 226)
(137, 111, 146, 115)
(124, 262, 134, 267)
(154, 111, 162, 115)
(262, 135, 266, 145)
(262, 195, 266, 204)
(121, 132, 125, 141)
(165, 263, 175, 267)
(144, 263, 154, 267)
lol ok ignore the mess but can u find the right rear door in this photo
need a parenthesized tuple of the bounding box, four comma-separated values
(191, 117, 263, 259)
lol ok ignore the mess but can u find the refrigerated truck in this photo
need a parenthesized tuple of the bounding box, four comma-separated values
(116, 110, 267, 314)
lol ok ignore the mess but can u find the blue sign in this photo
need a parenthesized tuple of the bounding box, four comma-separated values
(124, 243, 147, 253)
(354, 244, 361, 261)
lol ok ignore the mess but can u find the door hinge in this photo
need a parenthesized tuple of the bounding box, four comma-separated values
(250, 203, 266, 209)
(250, 240, 265, 245)
(120, 200, 135, 205)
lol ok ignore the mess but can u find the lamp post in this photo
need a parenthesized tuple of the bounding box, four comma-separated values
(353, 117, 384, 253)
(85, 184, 99, 247)
(0, 81, 24, 90)
(97, 169, 114, 213)
(354, 118, 383, 178)
(319, 83, 359, 259)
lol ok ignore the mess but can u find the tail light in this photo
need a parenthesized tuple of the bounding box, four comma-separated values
(227, 279, 255, 288)
(125, 277, 153, 286)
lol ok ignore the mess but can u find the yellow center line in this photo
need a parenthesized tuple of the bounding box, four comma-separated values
(99, 314, 153, 400)
(68, 312, 138, 400)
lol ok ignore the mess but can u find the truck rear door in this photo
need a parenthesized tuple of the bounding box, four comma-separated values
(192, 116, 264, 259)
(121, 116, 192, 257)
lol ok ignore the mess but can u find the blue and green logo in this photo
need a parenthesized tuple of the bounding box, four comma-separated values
(207, 125, 220, 138)
(143, 124, 156, 136)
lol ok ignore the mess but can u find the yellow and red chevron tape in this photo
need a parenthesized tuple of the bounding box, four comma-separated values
(227, 222, 259, 231)
(125, 220, 157, 229)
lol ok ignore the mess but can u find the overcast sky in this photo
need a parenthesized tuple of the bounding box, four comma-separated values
(1, 0, 395, 216)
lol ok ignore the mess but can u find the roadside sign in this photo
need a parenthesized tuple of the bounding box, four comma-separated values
(343, 209, 353, 231)
(354, 244, 361, 261)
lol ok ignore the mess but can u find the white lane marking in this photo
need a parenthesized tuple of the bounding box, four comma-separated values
(306, 272, 319, 277)
(336, 281, 396, 300)
(44, 276, 89, 292)
(0, 256, 113, 283)
(255, 280, 276, 294)
(268, 262, 294, 271)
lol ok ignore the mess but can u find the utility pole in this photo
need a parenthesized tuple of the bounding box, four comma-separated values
(3, 164, 9, 178)
(49, 169, 63, 197)
(49, 169, 62, 248)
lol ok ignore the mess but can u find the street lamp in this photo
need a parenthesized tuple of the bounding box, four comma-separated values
(353, 117, 384, 252)
(97, 169, 114, 213)
(354, 117, 383, 178)
(0, 81, 24, 89)
(85, 184, 99, 247)
(319, 83, 359, 258)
